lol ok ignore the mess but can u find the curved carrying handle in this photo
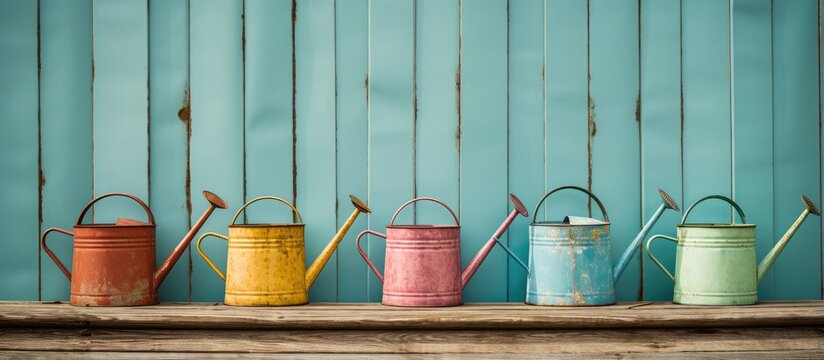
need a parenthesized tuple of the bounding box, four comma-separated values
(230, 196, 303, 225)
(681, 195, 746, 225)
(356, 230, 387, 283)
(196, 232, 230, 281)
(646, 234, 678, 283)
(389, 197, 459, 226)
(532, 185, 609, 223)
(40, 227, 74, 280)
(76, 193, 156, 225)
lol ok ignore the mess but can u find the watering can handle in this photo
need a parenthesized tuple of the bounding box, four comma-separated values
(196, 232, 229, 281)
(40, 227, 74, 281)
(531, 186, 609, 223)
(646, 234, 677, 283)
(230, 196, 304, 225)
(389, 197, 459, 226)
(75, 193, 155, 225)
(356, 230, 386, 283)
(681, 195, 746, 225)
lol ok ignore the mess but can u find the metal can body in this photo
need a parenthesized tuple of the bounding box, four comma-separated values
(70, 225, 158, 306)
(526, 223, 614, 306)
(382, 226, 462, 307)
(224, 225, 307, 306)
(674, 225, 758, 305)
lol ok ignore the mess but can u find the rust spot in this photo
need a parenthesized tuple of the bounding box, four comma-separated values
(180, 89, 192, 217)
(364, 75, 369, 104)
(40, 172, 46, 188)
(635, 95, 641, 123)
(292, 0, 297, 23)
(588, 96, 597, 137)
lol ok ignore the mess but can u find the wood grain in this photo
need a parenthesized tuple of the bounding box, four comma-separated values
(2, 351, 822, 359)
(1, 302, 822, 330)
(0, 327, 821, 354)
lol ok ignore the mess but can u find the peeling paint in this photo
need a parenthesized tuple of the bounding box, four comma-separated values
(455, 66, 462, 150)
(179, 89, 192, 216)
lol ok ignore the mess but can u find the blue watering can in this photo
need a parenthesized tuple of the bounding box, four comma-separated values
(497, 186, 680, 305)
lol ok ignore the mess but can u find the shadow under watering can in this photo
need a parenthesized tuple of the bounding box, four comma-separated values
(356, 195, 529, 307)
(647, 194, 820, 305)
(497, 186, 680, 306)
(40, 191, 228, 306)
(197, 195, 371, 306)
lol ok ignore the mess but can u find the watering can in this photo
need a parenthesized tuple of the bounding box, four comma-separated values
(40, 191, 228, 306)
(197, 195, 371, 306)
(356, 194, 528, 307)
(497, 186, 679, 306)
(647, 194, 820, 305)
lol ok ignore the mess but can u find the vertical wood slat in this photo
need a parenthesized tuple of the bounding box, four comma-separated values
(639, 0, 683, 301)
(731, 0, 774, 300)
(589, 0, 641, 301)
(772, 0, 822, 300)
(0, 0, 39, 301)
(507, 0, 545, 302)
(92, 0, 149, 224)
(335, 0, 369, 302)
(545, 0, 589, 221)
(149, 0, 191, 301)
(189, 0, 244, 302)
(681, 0, 732, 225)
(460, 0, 509, 302)
(244, 0, 294, 223)
(38, 0, 94, 301)
(296, 0, 338, 301)
(414, 0, 459, 227)
(367, 0, 415, 302)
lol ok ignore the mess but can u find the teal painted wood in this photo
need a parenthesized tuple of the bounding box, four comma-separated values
(460, 0, 508, 302)
(367, 0, 415, 302)
(772, 0, 821, 300)
(189, 0, 244, 302)
(149, 0, 191, 301)
(414, 0, 459, 227)
(0, 0, 38, 301)
(589, 0, 641, 301)
(296, 0, 338, 302)
(39, 0, 93, 301)
(545, 0, 589, 221)
(335, 0, 369, 302)
(639, 0, 683, 301)
(731, 0, 775, 300)
(507, 0, 544, 303)
(244, 0, 294, 224)
(92, 0, 149, 224)
(681, 0, 732, 225)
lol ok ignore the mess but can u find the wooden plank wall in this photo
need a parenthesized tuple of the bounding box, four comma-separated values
(0, 0, 822, 303)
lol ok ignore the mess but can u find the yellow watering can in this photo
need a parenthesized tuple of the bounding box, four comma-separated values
(197, 195, 371, 306)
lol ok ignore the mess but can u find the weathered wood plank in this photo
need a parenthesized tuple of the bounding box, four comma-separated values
(3, 351, 824, 360)
(37, 0, 93, 302)
(1, 327, 821, 354)
(1, 302, 822, 330)
(335, 0, 369, 302)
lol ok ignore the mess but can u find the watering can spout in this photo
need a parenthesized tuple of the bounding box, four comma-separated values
(305, 195, 371, 289)
(461, 194, 529, 289)
(756, 195, 820, 284)
(154, 191, 228, 289)
(612, 189, 680, 283)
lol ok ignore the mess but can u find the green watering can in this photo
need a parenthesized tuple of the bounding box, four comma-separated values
(646, 194, 820, 305)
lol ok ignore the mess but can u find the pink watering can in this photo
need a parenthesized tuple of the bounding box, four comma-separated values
(356, 195, 528, 307)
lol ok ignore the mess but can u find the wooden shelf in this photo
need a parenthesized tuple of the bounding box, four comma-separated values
(1, 301, 822, 330)
(1, 302, 823, 358)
